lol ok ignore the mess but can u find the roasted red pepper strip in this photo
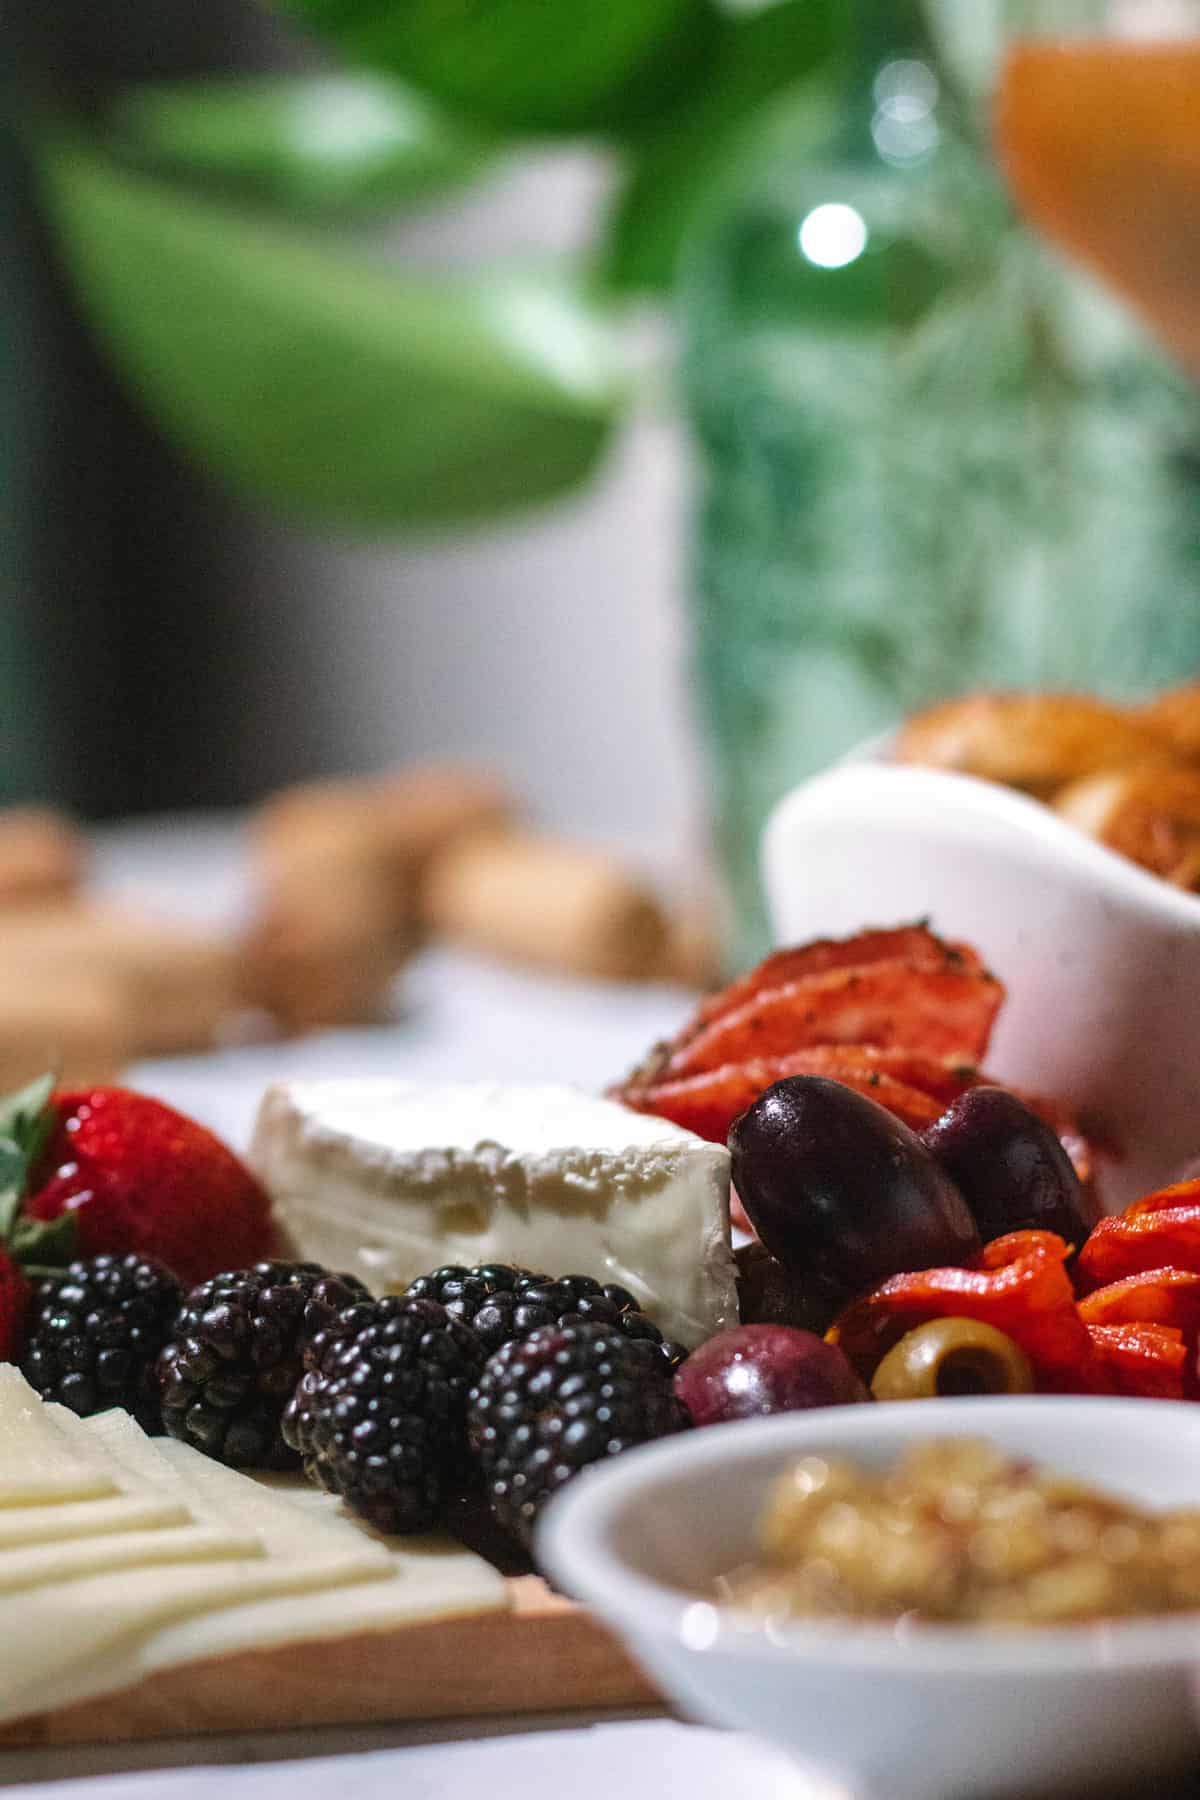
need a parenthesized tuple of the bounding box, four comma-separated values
(1077, 1267, 1200, 1335)
(1077, 1268, 1200, 1397)
(1123, 1177, 1200, 1218)
(830, 1229, 1106, 1393)
(1076, 1187, 1200, 1292)
(1085, 1323, 1187, 1400)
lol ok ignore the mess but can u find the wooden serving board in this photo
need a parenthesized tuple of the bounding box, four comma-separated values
(0, 1578, 658, 1750)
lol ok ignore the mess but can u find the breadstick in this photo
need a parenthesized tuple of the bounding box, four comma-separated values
(0, 963, 132, 1089)
(422, 830, 669, 981)
(369, 764, 515, 875)
(238, 860, 409, 1034)
(895, 692, 1172, 794)
(0, 809, 85, 907)
(1140, 681, 1200, 763)
(1054, 762, 1200, 885)
(251, 784, 401, 888)
(657, 900, 724, 990)
(251, 764, 513, 935)
(0, 904, 238, 1056)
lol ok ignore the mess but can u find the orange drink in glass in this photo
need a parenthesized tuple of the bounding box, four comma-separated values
(997, 35, 1200, 376)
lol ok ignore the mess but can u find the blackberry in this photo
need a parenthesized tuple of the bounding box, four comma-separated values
(405, 1264, 687, 1370)
(467, 1321, 688, 1550)
(158, 1261, 368, 1469)
(284, 1296, 484, 1533)
(21, 1255, 183, 1433)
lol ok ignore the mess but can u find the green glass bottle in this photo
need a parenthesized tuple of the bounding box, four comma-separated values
(680, 0, 1200, 967)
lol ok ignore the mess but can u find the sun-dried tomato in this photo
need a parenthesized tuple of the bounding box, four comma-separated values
(693, 925, 987, 1027)
(604, 925, 1118, 1205)
(621, 1050, 951, 1145)
(664, 961, 1004, 1079)
(830, 1229, 1106, 1393)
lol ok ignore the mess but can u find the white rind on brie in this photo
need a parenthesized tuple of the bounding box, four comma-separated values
(250, 1080, 737, 1348)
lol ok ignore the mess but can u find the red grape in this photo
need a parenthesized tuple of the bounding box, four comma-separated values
(674, 1323, 867, 1427)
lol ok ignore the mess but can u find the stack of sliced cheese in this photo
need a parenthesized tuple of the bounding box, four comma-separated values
(0, 1366, 507, 1729)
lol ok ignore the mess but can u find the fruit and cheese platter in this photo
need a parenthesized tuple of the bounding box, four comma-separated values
(5, 860, 1200, 1758)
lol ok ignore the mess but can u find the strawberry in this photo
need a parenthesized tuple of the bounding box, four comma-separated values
(21, 1086, 274, 1287)
(0, 1251, 30, 1363)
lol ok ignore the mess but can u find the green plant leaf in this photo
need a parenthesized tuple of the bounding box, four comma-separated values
(280, 0, 719, 134)
(111, 75, 491, 213)
(38, 135, 626, 531)
(602, 0, 845, 295)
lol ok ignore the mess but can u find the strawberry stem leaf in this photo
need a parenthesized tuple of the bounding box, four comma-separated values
(0, 1143, 26, 1243)
(0, 1072, 64, 1266)
(9, 1213, 78, 1269)
(0, 1073, 56, 1152)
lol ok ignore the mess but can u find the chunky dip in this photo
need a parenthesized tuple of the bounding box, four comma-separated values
(720, 1438, 1200, 1626)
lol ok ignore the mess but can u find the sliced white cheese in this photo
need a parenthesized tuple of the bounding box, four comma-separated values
(142, 1471, 507, 1667)
(0, 1393, 507, 1732)
(0, 1425, 397, 1726)
(0, 1549, 399, 1726)
(71, 1456, 505, 1672)
(143, 1530, 509, 1668)
(83, 1414, 394, 1571)
(0, 1491, 188, 1550)
(0, 1402, 190, 1544)
(251, 1471, 347, 1513)
(0, 1368, 117, 1507)
(0, 1524, 263, 1594)
(0, 1375, 507, 1728)
(151, 1438, 396, 1566)
(251, 1079, 737, 1347)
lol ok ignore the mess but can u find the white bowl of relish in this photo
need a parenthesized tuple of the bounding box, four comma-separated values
(539, 1397, 1200, 1800)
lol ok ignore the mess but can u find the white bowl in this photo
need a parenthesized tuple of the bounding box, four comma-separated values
(762, 761, 1200, 1210)
(539, 1399, 1200, 1800)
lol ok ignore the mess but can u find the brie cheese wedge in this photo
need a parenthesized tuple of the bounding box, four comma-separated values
(250, 1080, 737, 1346)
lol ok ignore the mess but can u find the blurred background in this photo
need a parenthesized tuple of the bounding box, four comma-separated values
(4, 0, 705, 848)
(2, 0, 1198, 1034)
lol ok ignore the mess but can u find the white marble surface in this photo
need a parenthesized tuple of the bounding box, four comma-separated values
(0, 1720, 832, 1800)
(130, 945, 694, 1153)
